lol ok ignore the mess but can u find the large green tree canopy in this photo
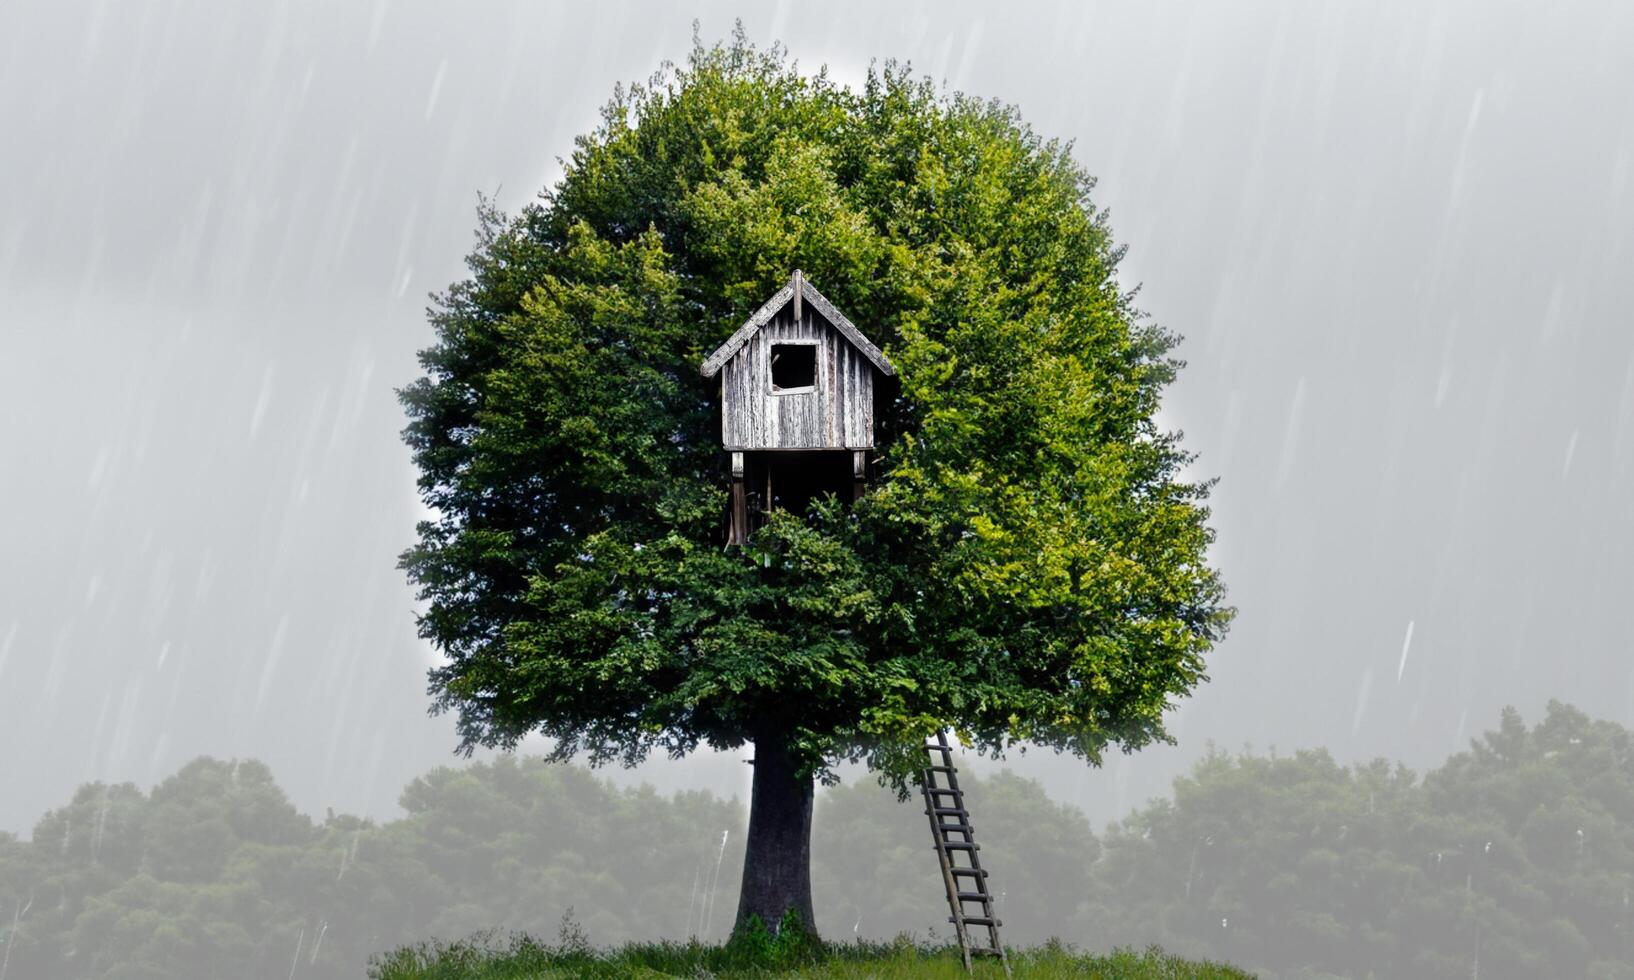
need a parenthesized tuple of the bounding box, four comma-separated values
(400, 34, 1231, 787)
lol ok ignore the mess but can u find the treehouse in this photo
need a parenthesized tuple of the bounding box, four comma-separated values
(700, 270, 895, 545)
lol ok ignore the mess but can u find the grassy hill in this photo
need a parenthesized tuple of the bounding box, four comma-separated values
(370, 933, 1253, 979)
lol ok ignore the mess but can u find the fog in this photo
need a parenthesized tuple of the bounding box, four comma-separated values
(3, 0, 1633, 974)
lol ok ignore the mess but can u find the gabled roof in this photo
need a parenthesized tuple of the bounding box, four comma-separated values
(699, 271, 895, 379)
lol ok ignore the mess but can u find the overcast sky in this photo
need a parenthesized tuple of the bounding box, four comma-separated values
(3, 0, 1633, 835)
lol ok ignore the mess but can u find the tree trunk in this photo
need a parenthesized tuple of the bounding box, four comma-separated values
(731, 727, 817, 939)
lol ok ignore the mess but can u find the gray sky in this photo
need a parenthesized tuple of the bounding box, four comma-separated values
(3, 0, 1633, 835)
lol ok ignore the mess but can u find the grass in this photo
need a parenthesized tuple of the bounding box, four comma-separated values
(369, 929, 1253, 979)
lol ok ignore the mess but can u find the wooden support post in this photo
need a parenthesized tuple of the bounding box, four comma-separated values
(792, 269, 803, 325)
(729, 451, 748, 546)
(852, 450, 866, 502)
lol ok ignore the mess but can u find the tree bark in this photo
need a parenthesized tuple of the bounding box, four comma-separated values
(731, 727, 817, 938)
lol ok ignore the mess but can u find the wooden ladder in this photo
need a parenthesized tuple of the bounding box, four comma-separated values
(921, 733, 1010, 975)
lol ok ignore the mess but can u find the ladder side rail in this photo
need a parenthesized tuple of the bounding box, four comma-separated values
(921, 775, 973, 970)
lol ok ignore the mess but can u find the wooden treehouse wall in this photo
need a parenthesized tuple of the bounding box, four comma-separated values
(718, 303, 876, 451)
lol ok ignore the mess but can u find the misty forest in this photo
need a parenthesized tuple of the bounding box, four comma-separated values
(3, 702, 1633, 978)
(7, 3, 1634, 979)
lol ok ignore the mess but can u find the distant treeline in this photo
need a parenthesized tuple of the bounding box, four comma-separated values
(2, 701, 1631, 979)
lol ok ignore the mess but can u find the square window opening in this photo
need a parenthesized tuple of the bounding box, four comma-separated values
(770, 343, 817, 392)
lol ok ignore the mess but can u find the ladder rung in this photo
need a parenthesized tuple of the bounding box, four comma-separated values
(930, 807, 969, 817)
(925, 765, 956, 773)
(939, 841, 980, 851)
(952, 916, 1002, 928)
(957, 891, 991, 902)
(923, 786, 961, 795)
(950, 867, 988, 877)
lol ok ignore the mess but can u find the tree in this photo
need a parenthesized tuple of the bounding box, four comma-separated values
(399, 30, 1231, 938)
